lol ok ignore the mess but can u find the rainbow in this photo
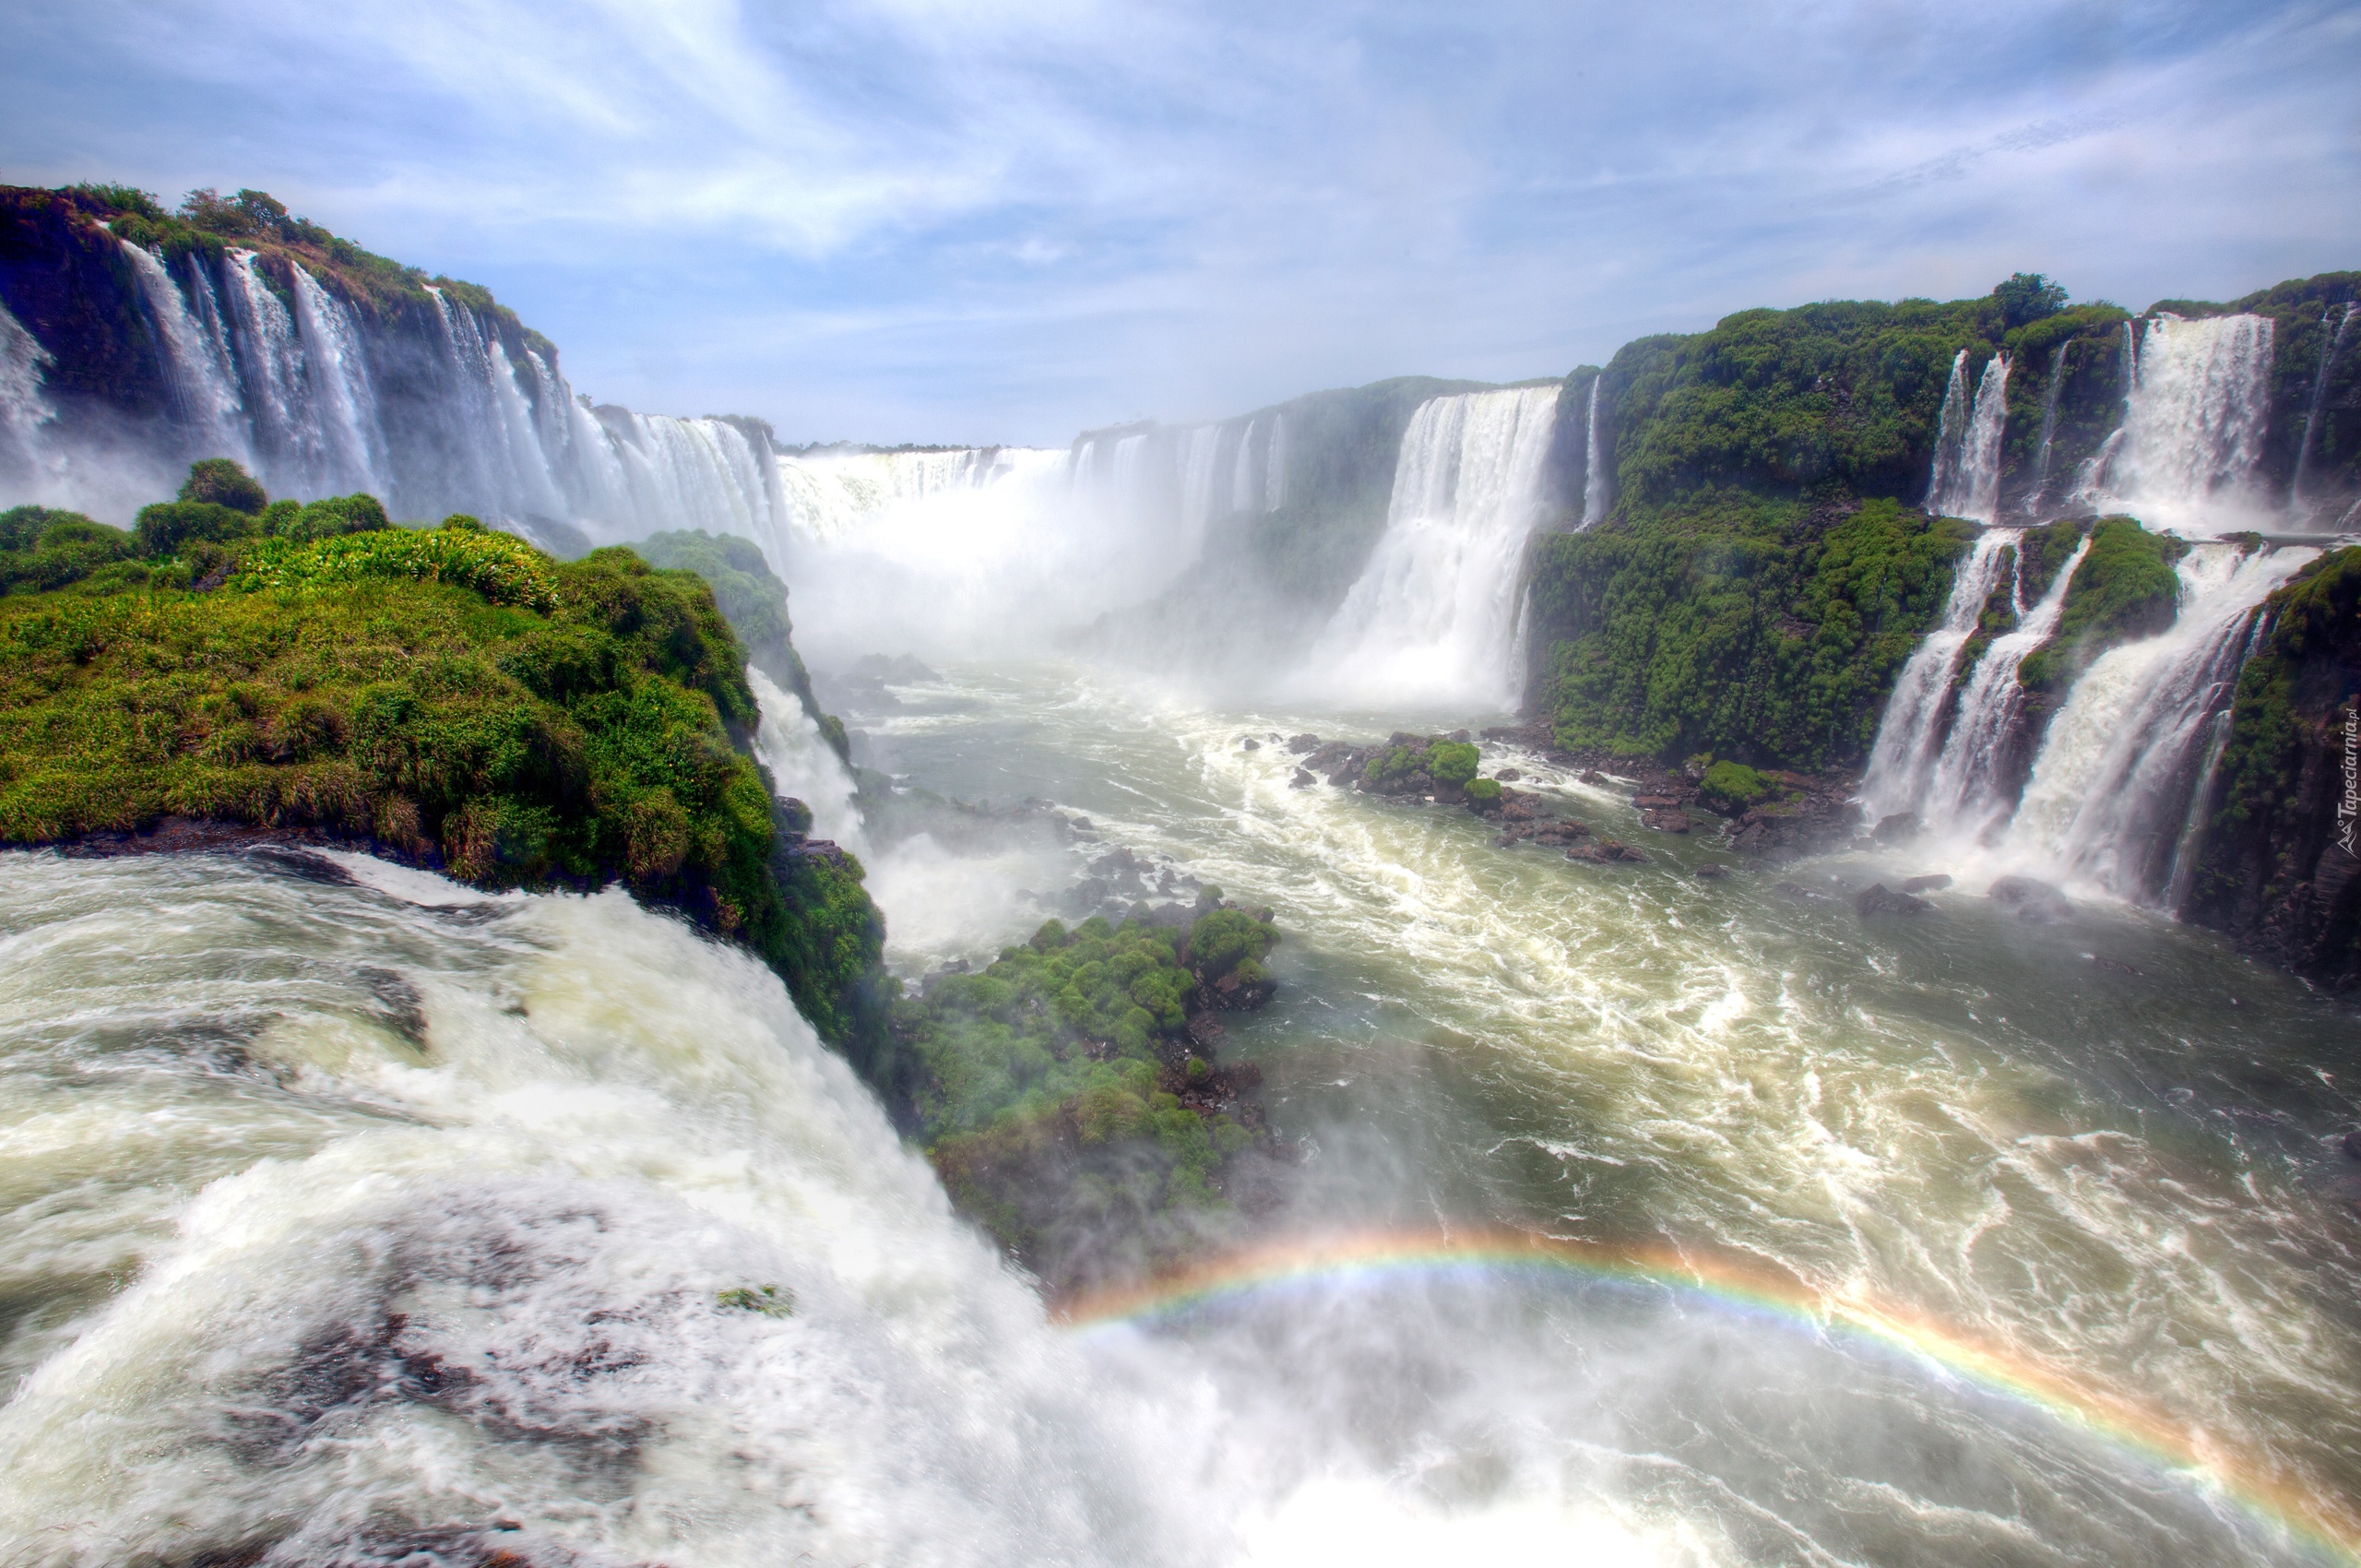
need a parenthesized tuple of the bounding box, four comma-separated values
(1056, 1229, 2361, 1564)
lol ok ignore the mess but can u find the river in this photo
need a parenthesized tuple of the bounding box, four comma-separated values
(3, 659, 2358, 1567)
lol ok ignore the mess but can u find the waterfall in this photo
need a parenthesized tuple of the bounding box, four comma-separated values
(4, 245, 790, 547)
(220, 250, 315, 489)
(2028, 344, 2067, 509)
(1579, 376, 1609, 527)
(0, 300, 54, 477)
(2003, 543, 2319, 902)
(750, 668, 870, 856)
(1304, 385, 1562, 707)
(285, 264, 387, 497)
(2293, 303, 2355, 506)
(1859, 529, 2020, 818)
(1914, 532, 2091, 839)
(2082, 314, 2275, 529)
(1926, 351, 2009, 523)
(1178, 424, 1222, 548)
(1229, 417, 1261, 515)
(1264, 412, 1288, 511)
(117, 239, 246, 457)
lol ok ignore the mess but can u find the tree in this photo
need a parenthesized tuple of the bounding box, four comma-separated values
(1994, 272, 2069, 327)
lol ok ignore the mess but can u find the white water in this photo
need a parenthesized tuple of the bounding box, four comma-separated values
(1263, 412, 1288, 512)
(1303, 386, 1561, 707)
(1580, 376, 1609, 527)
(1926, 351, 2009, 524)
(118, 238, 248, 458)
(0, 300, 54, 481)
(750, 668, 870, 856)
(2004, 543, 2319, 902)
(1912, 532, 2090, 841)
(1857, 529, 2020, 818)
(2082, 314, 2276, 534)
(766, 445, 1099, 660)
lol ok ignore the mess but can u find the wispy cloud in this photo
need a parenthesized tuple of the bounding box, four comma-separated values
(3, 0, 2355, 442)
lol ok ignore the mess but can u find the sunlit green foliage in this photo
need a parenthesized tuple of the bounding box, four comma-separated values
(631, 528, 848, 763)
(178, 457, 267, 514)
(0, 467, 889, 1055)
(1532, 494, 1969, 767)
(1993, 272, 2070, 327)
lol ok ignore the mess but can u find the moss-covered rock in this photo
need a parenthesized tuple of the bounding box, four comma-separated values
(2016, 517, 2187, 692)
(896, 908, 1276, 1288)
(2183, 547, 2361, 987)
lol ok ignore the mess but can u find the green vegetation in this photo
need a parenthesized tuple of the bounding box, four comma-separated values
(0, 462, 888, 1060)
(179, 457, 267, 514)
(2017, 517, 2186, 690)
(1531, 494, 1969, 769)
(902, 908, 1275, 1277)
(631, 529, 847, 764)
(1464, 777, 1502, 807)
(1993, 272, 2070, 328)
(1698, 760, 1777, 811)
(1425, 740, 1480, 786)
(2201, 547, 2361, 850)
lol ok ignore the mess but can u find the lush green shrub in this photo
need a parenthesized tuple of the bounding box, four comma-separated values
(1425, 740, 1479, 785)
(135, 500, 260, 556)
(233, 517, 559, 611)
(178, 457, 267, 515)
(1699, 760, 1775, 811)
(1465, 777, 1502, 805)
(1184, 907, 1278, 982)
(275, 493, 392, 542)
(1993, 272, 2069, 327)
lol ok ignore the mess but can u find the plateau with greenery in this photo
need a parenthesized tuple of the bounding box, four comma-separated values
(903, 902, 1279, 1286)
(0, 463, 889, 1064)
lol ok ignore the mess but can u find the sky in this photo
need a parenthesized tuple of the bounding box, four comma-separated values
(5, 0, 2358, 445)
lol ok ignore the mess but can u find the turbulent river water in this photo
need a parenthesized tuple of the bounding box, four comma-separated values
(6, 661, 2361, 1568)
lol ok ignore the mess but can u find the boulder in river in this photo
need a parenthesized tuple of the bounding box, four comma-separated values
(1642, 808, 1693, 833)
(1873, 812, 1923, 845)
(1287, 733, 1321, 754)
(1569, 839, 1645, 864)
(1290, 767, 1315, 789)
(1693, 861, 1728, 880)
(1899, 873, 1952, 893)
(1855, 883, 1932, 918)
(1989, 875, 2074, 923)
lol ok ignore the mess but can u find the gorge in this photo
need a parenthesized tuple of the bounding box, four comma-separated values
(5, 183, 2361, 1568)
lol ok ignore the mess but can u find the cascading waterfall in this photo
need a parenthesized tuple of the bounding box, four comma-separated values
(2003, 542, 2319, 902)
(1913, 532, 2091, 840)
(1925, 351, 2008, 523)
(1264, 412, 1288, 512)
(2082, 314, 2275, 530)
(2028, 344, 2067, 507)
(751, 667, 870, 856)
(2293, 303, 2355, 506)
(285, 264, 387, 496)
(0, 300, 54, 477)
(117, 239, 247, 456)
(1230, 417, 1262, 514)
(1858, 529, 2020, 819)
(5, 242, 787, 546)
(1303, 384, 1561, 707)
(1579, 376, 1609, 527)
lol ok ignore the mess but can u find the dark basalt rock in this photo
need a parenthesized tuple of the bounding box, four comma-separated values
(2086, 954, 2144, 976)
(1569, 839, 1645, 864)
(1989, 874, 2074, 923)
(1900, 873, 1952, 893)
(1873, 812, 1924, 845)
(1287, 733, 1321, 754)
(1497, 767, 1522, 782)
(1240, 737, 1261, 751)
(1641, 809, 1692, 833)
(1855, 883, 1932, 918)
(1693, 861, 1728, 880)
(1290, 767, 1315, 789)
(2343, 1129, 2361, 1161)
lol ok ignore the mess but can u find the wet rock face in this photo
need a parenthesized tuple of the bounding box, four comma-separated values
(1990, 874, 2074, 923)
(1856, 883, 1933, 918)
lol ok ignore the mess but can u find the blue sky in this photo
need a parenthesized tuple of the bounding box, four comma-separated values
(6, 0, 2357, 445)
